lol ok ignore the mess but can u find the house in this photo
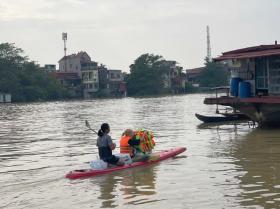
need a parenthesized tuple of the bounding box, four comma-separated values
(186, 67, 204, 86)
(162, 61, 185, 93)
(108, 69, 126, 96)
(0, 93, 11, 103)
(108, 69, 123, 81)
(58, 51, 91, 78)
(96, 68, 126, 96)
(41, 64, 56, 72)
(53, 72, 82, 97)
(57, 51, 126, 98)
(57, 51, 92, 97)
(98, 68, 109, 88)
(204, 42, 280, 127)
(81, 62, 99, 98)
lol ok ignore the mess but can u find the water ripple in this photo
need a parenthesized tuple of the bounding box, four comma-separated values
(1, 95, 280, 208)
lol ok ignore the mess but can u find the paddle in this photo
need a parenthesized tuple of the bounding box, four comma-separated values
(85, 120, 98, 135)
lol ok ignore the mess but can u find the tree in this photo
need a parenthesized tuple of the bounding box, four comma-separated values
(0, 42, 27, 66)
(199, 59, 230, 87)
(127, 53, 169, 96)
(0, 43, 69, 102)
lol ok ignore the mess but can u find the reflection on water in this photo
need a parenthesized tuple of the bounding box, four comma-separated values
(232, 129, 280, 207)
(1, 95, 280, 208)
(120, 166, 157, 205)
(93, 166, 157, 208)
(201, 123, 280, 208)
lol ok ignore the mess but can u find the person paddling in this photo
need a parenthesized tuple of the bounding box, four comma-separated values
(96, 123, 124, 166)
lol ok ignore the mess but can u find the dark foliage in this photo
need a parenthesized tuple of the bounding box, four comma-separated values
(126, 53, 172, 96)
(199, 59, 230, 87)
(0, 43, 69, 102)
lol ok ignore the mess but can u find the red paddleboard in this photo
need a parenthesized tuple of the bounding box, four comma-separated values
(66, 147, 186, 179)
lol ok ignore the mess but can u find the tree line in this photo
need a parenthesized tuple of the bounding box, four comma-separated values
(0, 42, 229, 102)
(198, 59, 230, 88)
(126, 54, 172, 96)
(126, 54, 229, 96)
(0, 43, 69, 102)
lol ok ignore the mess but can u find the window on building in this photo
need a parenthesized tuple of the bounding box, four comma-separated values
(117, 74, 120, 78)
(83, 73, 87, 81)
(256, 57, 268, 90)
(70, 64, 72, 69)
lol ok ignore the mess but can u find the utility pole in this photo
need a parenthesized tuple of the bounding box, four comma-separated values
(62, 32, 67, 72)
(206, 26, 212, 62)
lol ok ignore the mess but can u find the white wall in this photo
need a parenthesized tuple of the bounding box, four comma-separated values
(82, 70, 99, 92)
(59, 57, 81, 75)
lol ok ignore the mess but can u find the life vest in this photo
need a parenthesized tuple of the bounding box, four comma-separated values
(134, 130, 155, 153)
(119, 135, 134, 156)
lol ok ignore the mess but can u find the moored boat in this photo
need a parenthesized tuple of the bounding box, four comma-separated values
(195, 113, 247, 123)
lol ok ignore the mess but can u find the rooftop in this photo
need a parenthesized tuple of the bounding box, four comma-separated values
(214, 43, 280, 61)
(186, 67, 204, 74)
(58, 51, 91, 62)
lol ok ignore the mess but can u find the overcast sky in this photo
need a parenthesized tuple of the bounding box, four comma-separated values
(0, 0, 279, 72)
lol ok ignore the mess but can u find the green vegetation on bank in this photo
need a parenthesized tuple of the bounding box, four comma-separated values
(126, 54, 230, 96)
(199, 59, 230, 88)
(0, 43, 230, 102)
(126, 54, 167, 96)
(0, 43, 69, 102)
(126, 53, 182, 96)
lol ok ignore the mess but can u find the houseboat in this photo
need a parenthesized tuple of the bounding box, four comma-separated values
(204, 42, 280, 127)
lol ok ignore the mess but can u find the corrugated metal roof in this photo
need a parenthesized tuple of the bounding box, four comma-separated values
(214, 44, 280, 61)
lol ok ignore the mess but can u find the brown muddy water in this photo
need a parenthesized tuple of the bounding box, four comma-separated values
(1, 94, 280, 209)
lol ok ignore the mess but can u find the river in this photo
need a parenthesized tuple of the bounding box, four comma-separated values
(1, 94, 280, 209)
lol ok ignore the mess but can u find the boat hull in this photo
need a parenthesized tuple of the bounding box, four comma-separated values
(236, 103, 280, 127)
(195, 113, 247, 123)
(204, 96, 280, 127)
(66, 147, 186, 179)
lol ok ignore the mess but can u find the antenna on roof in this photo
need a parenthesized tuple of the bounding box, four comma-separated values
(62, 32, 68, 72)
(62, 32, 67, 57)
(206, 26, 212, 62)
